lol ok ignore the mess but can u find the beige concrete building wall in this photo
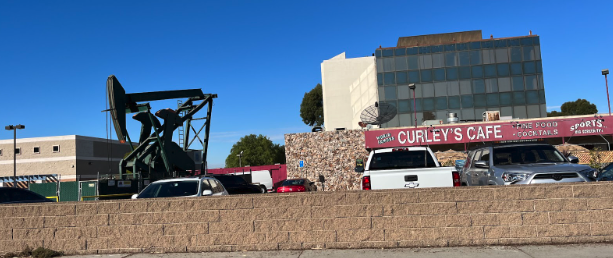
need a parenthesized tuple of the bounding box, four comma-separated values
(0, 135, 131, 180)
(1, 182, 613, 254)
(321, 53, 378, 131)
(0, 136, 77, 178)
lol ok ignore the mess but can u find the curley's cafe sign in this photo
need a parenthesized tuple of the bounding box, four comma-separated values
(365, 115, 612, 149)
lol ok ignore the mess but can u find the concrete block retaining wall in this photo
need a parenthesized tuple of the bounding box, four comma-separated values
(2, 182, 613, 254)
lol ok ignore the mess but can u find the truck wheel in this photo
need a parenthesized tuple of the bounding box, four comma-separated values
(260, 186, 266, 193)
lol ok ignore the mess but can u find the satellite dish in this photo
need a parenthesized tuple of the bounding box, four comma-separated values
(360, 102, 397, 125)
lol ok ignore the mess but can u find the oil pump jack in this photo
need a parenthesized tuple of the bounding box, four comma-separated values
(106, 75, 217, 182)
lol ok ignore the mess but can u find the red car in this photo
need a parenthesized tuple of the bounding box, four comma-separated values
(276, 178, 317, 193)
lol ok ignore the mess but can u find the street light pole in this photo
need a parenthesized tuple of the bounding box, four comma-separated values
(604, 69, 611, 116)
(409, 83, 417, 128)
(237, 150, 243, 167)
(5, 124, 25, 188)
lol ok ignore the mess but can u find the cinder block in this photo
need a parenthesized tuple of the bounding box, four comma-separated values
(12, 205, 43, 217)
(550, 236, 606, 244)
(522, 212, 549, 225)
(278, 242, 302, 250)
(255, 219, 325, 232)
(577, 210, 602, 223)
(325, 217, 371, 230)
(588, 198, 613, 210)
(164, 223, 208, 236)
(535, 199, 587, 211)
(121, 224, 164, 237)
(398, 239, 448, 248)
(549, 211, 577, 224)
(289, 231, 336, 243)
(119, 201, 148, 213)
(54, 227, 97, 239)
(97, 202, 120, 214)
(344, 192, 394, 205)
(327, 241, 397, 249)
(337, 229, 384, 242)
(509, 226, 537, 238)
(537, 224, 590, 237)
(75, 214, 108, 227)
(87, 238, 108, 250)
(418, 189, 452, 203)
(97, 226, 120, 238)
(471, 213, 522, 226)
(266, 232, 289, 243)
(405, 203, 457, 215)
(484, 226, 510, 239)
(573, 184, 613, 198)
(391, 191, 419, 204)
(44, 239, 86, 251)
(13, 228, 55, 240)
(591, 223, 613, 236)
(372, 216, 420, 229)
(0, 206, 13, 218)
(8, 217, 44, 229)
(76, 204, 97, 215)
(257, 208, 311, 220)
(0, 229, 11, 240)
(146, 199, 186, 213)
(220, 209, 258, 221)
(209, 221, 252, 234)
(177, 210, 220, 223)
(520, 185, 573, 199)
(445, 214, 471, 227)
(0, 240, 43, 252)
(253, 196, 300, 209)
(384, 228, 437, 241)
(601, 210, 613, 222)
(302, 193, 346, 206)
(419, 215, 446, 228)
(213, 233, 266, 245)
(451, 189, 496, 202)
(302, 242, 326, 249)
(458, 200, 533, 214)
(41, 204, 76, 216)
(444, 227, 484, 240)
(43, 216, 76, 228)
(493, 187, 522, 200)
(332, 205, 383, 218)
(448, 239, 493, 247)
(156, 235, 193, 248)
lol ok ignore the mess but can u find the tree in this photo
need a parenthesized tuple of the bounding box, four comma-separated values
(547, 99, 598, 117)
(225, 134, 286, 168)
(300, 84, 323, 126)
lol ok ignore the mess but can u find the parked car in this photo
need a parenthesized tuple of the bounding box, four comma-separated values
(0, 187, 53, 204)
(132, 176, 228, 199)
(355, 147, 460, 190)
(597, 163, 613, 181)
(229, 170, 273, 192)
(276, 178, 317, 193)
(210, 174, 265, 195)
(462, 142, 597, 186)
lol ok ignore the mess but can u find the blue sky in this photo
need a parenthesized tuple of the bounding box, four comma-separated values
(1, 0, 612, 168)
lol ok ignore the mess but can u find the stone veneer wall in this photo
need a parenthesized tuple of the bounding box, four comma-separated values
(2, 183, 613, 254)
(284, 130, 367, 191)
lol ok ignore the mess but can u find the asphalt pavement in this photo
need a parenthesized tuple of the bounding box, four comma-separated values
(67, 244, 613, 258)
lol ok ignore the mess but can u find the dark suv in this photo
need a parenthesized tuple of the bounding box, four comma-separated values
(462, 143, 597, 186)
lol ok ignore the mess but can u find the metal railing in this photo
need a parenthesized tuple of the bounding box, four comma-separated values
(46, 196, 59, 202)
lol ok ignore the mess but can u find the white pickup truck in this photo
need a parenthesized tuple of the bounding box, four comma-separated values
(356, 147, 460, 190)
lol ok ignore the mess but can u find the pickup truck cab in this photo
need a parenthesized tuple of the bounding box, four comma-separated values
(356, 147, 460, 190)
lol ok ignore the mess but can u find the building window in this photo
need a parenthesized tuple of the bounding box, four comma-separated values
(34, 147, 40, 154)
(53, 145, 60, 153)
(15, 148, 21, 155)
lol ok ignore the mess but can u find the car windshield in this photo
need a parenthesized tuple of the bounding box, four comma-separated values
(599, 163, 613, 180)
(493, 145, 566, 165)
(214, 176, 248, 187)
(282, 179, 305, 186)
(137, 181, 199, 198)
(369, 150, 437, 170)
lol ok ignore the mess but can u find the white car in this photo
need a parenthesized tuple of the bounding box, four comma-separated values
(356, 147, 460, 190)
(131, 176, 228, 199)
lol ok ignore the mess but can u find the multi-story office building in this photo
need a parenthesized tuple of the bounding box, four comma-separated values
(375, 30, 546, 127)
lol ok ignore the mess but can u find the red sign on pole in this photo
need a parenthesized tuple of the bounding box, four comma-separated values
(365, 116, 611, 149)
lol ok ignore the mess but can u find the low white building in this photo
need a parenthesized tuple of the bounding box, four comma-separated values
(321, 53, 379, 131)
(0, 135, 131, 184)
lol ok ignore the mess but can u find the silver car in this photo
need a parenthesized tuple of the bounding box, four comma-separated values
(461, 143, 597, 186)
(132, 176, 228, 199)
